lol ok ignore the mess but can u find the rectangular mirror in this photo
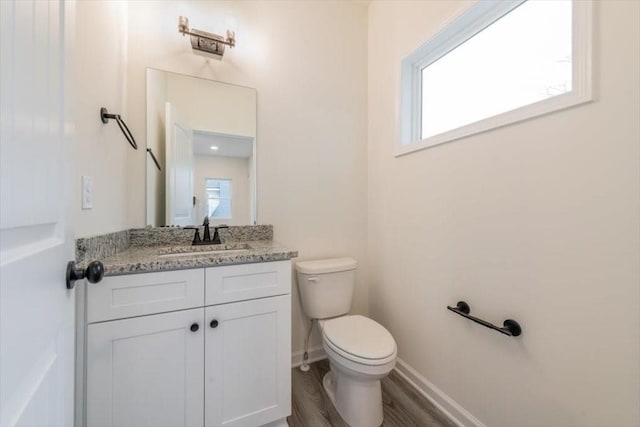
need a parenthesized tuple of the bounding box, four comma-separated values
(145, 68, 257, 227)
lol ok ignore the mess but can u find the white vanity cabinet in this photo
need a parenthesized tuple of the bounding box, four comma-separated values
(84, 260, 292, 427)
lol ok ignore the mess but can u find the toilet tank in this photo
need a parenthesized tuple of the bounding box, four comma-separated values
(295, 258, 357, 319)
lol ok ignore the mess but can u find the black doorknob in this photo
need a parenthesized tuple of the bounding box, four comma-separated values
(190, 323, 199, 332)
(85, 261, 105, 283)
(210, 319, 219, 328)
(66, 260, 105, 289)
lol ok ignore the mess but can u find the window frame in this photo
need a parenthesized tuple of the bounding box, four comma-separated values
(398, 0, 593, 157)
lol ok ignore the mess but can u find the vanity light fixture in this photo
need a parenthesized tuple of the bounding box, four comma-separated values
(210, 146, 219, 150)
(178, 16, 235, 59)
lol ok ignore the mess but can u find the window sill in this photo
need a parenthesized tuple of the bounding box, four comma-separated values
(395, 89, 593, 157)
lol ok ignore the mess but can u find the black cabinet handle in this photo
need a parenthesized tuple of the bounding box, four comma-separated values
(190, 323, 199, 332)
(210, 320, 219, 328)
(66, 260, 104, 289)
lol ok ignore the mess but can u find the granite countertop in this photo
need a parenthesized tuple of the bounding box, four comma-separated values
(99, 240, 298, 276)
(75, 225, 298, 277)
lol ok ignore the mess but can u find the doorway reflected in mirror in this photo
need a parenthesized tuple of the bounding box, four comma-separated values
(146, 68, 257, 227)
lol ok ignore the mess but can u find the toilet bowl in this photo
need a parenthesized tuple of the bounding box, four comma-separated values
(296, 258, 397, 427)
(319, 315, 397, 427)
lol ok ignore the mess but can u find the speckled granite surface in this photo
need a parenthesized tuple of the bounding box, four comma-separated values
(76, 230, 129, 264)
(97, 240, 297, 276)
(76, 225, 296, 276)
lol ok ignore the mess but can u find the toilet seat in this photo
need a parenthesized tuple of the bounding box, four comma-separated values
(321, 315, 397, 366)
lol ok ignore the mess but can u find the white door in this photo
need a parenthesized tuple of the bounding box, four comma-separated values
(205, 295, 291, 427)
(165, 102, 195, 226)
(86, 308, 205, 427)
(0, 1, 76, 427)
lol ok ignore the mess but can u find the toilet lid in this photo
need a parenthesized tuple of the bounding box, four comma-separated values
(322, 315, 396, 361)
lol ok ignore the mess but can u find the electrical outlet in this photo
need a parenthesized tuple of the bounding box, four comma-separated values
(82, 176, 93, 209)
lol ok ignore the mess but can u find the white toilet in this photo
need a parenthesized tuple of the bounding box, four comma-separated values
(296, 258, 397, 427)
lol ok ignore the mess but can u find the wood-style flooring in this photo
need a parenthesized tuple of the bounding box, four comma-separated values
(288, 359, 458, 427)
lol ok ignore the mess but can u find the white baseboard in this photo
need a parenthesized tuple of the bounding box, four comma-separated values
(394, 358, 486, 427)
(291, 346, 327, 368)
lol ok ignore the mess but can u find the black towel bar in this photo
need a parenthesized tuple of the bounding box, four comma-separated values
(146, 148, 161, 171)
(447, 301, 521, 337)
(100, 107, 138, 150)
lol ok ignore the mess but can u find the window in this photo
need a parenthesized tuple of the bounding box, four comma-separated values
(399, 0, 592, 156)
(205, 179, 232, 219)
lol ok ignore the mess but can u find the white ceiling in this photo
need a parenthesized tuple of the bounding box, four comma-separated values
(192, 130, 254, 158)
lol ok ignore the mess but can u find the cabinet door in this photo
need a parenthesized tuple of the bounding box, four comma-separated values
(87, 308, 205, 427)
(205, 295, 291, 427)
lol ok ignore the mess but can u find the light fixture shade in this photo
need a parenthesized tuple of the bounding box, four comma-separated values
(178, 16, 236, 59)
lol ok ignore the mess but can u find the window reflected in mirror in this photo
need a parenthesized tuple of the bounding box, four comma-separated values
(205, 179, 232, 220)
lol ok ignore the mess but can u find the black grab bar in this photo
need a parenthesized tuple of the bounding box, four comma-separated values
(447, 301, 521, 337)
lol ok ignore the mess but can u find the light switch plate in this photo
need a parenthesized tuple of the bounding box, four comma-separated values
(81, 176, 93, 209)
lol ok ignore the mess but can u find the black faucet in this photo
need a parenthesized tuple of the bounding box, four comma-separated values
(185, 218, 228, 245)
(202, 216, 211, 242)
(183, 226, 202, 245)
(212, 225, 229, 244)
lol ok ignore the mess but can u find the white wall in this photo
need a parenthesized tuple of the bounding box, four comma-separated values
(193, 155, 251, 226)
(125, 0, 368, 354)
(75, 1, 131, 237)
(368, 1, 640, 427)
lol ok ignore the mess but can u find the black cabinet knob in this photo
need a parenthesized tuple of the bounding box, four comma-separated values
(190, 323, 199, 332)
(210, 320, 219, 328)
